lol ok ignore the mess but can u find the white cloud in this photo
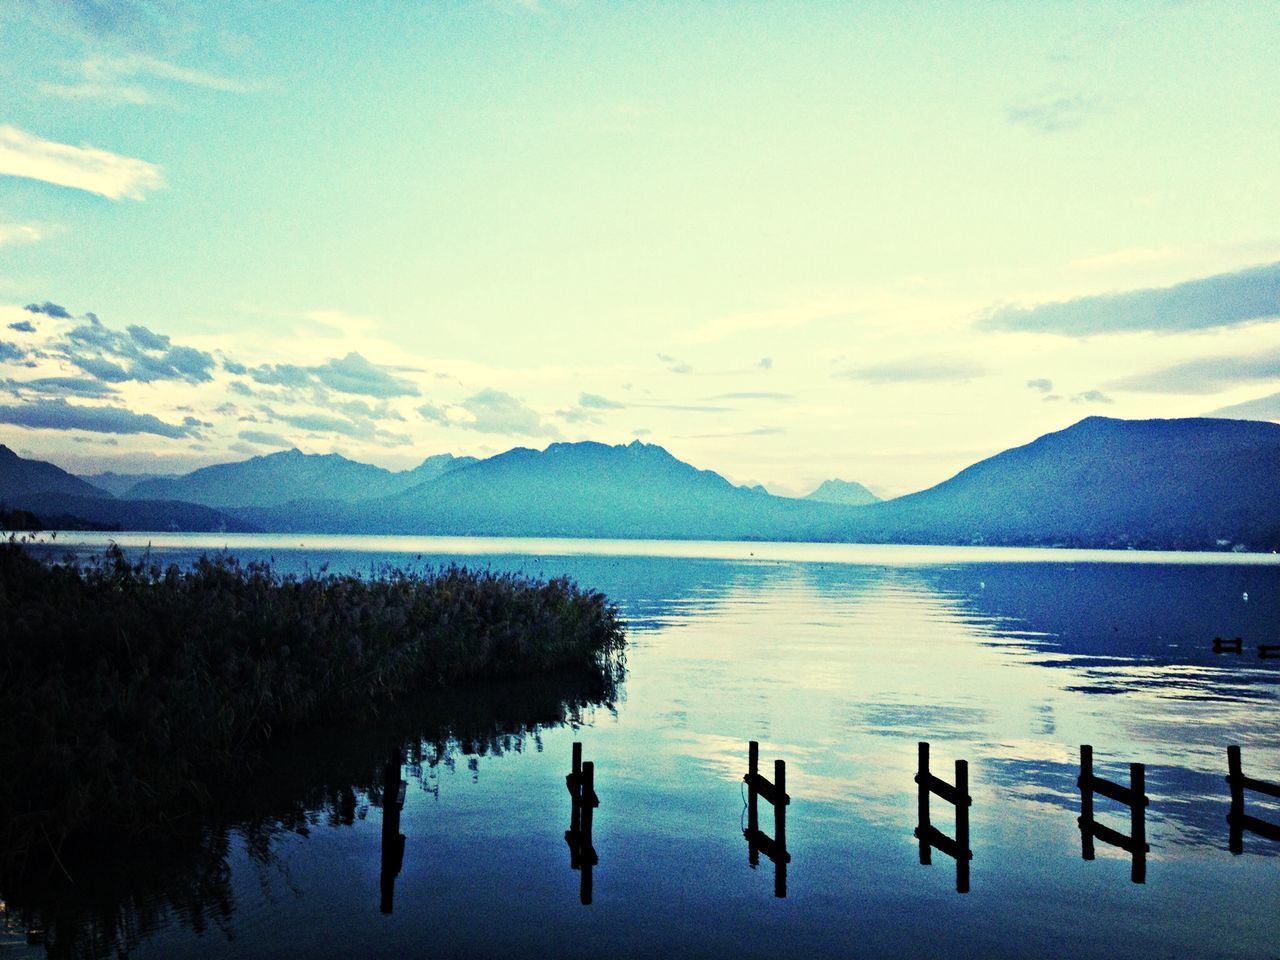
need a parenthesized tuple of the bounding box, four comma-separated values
(40, 54, 255, 104)
(0, 124, 164, 200)
(0, 222, 43, 245)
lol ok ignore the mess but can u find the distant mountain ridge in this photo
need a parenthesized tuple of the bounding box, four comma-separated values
(0, 444, 249, 532)
(844, 416, 1280, 549)
(125, 448, 477, 508)
(804, 478, 880, 506)
(5, 417, 1280, 549)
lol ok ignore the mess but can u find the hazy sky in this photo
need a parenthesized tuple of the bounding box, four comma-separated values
(2, 0, 1279, 496)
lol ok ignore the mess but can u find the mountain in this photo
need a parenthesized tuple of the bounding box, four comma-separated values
(842, 416, 1280, 550)
(0, 445, 251, 532)
(81, 471, 178, 497)
(125, 449, 476, 509)
(241, 440, 853, 539)
(1, 444, 107, 500)
(804, 478, 880, 506)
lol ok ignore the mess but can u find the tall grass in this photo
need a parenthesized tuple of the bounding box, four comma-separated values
(0, 540, 625, 868)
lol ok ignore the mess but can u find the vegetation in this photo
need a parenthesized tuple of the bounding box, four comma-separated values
(2, 672, 618, 958)
(0, 540, 625, 875)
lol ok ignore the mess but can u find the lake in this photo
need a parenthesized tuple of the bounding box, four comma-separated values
(5, 534, 1279, 959)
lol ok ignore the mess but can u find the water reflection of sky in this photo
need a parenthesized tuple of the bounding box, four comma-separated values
(17, 537, 1280, 959)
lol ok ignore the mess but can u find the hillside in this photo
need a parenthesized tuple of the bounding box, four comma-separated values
(1, 444, 107, 500)
(243, 440, 852, 539)
(125, 449, 476, 508)
(844, 416, 1280, 550)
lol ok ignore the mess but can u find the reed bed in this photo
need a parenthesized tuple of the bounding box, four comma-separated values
(0, 540, 625, 868)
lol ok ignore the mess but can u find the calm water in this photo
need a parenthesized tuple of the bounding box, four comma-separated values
(6, 535, 1280, 959)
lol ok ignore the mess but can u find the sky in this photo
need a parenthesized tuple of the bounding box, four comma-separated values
(1, 0, 1279, 497)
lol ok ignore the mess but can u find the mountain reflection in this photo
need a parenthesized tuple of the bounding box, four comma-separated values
(0, 669, 619, 959)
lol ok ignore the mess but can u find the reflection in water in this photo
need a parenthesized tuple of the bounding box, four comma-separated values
(1213, 636, 1243, 654)
(913, 742, 972, 894)
(564, 742, 600, 906)
(379, 748, 408, 915)
(1077, 745, 1149, 884)
(0, 668, 619, 959)
(742, 741, 790, 899)
(1226, 746, 1280, 855)
(9, 540, 1280, 959)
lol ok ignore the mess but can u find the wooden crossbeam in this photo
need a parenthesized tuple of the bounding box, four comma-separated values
(1082, 818, 1151, 854)
(1230, 813, 1280, 843)
(744, 828, 793, 864)
(916, 771, 970, 808)
(744, 771, 790, 808)
(914, 824, 972, 861)
(1228, 773, 1280, 801)
(1078, 772, 1148, 808)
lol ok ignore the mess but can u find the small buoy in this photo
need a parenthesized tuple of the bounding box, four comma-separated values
(979, 581, 985, 590)
(1243, 592, 1249, 602)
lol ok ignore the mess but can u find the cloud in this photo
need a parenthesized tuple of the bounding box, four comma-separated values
(25, 301, 72, 319)
(64, 316, 215, 383)
(757, 357, 773, 370)
(579, 392, 625, 410)
(312, 352, 419, 398)
(657, 353, 693, 374)
(422, 390, 559, 438)
(1205, 392, 1280, 421)
(0, 124, 164, 200)
(834, 358, 986, 384)
(0, 398, 198, 437)
(248, 362, 312, 388)
(707, 391, 793, 401)
(681, 426, 787, 440)
(981, 262, 1280, 336)
(1026, 378, 1053, 393)
(8, 321, 36, 333)
(1071, 390, 1113, 404)
(0, 342, 25, 362)
(1006, 94, 1096, 133)
(126, 324, 169, 350)
(1106, 349, 1280, 394)
(2, 376, 118, 397)
(40, 54, 254, 105)
(238, 429, 291, 447)
(0, 223, 42, 246)
(223, 359, 247, 375)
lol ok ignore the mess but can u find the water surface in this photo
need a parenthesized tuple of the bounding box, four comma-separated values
(7, 536, 1279, 958)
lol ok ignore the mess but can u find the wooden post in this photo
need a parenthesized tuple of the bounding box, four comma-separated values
(1130, 762, 1146, 884)
(746, 741, 760, 867)
(917, 742, 932, 866)
(955, 758, 970, 894)
(580, 761, 594, 905)
(380, 748, 405, 915)
(1227, 745, 1244, 855)
(1079, 745, 1095, 860)
(774, 759, 787, 899)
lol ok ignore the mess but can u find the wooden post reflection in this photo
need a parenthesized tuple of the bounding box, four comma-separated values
(1076, 745, 1149, 884)
(1226, 745, 1280, 854)
(742, 741, 791, 898)
(913, 742, 972, 894)
(380, 747, 407, 914)
(564, 742, 599, 905)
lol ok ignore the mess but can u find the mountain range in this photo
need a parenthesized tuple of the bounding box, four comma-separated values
(2, 416, 1278, 549)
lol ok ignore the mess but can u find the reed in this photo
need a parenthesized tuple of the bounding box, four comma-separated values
(0, 540, 625, 865)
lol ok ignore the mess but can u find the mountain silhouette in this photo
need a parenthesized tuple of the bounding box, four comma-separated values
(803, 478, 880, 506)
(125, 448, 476, 509)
